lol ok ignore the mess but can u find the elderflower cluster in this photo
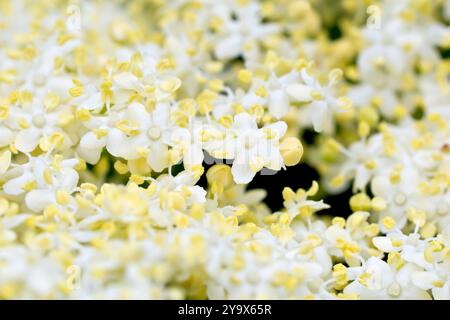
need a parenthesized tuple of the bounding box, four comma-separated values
(0, 0, 449, 300)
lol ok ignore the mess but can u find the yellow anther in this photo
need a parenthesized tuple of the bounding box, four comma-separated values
(306, 181, 319, 196)
(358, 121, 370, 138)
(358, 106, 379, 127)
(174, 214, 190, 228)
(129, 174, 145, 185)
(114, 161, 129, 174)
(198, 100, 212, 115)
(306, 234, 322, 247)
(298, 241, 314, 255)
(69, 85, 84, 97)
(167, 192, 186, 211)
(56, 190, 70, 205)
(40, 133, 65, 151)
(347, 211, 368, 230)
(330, 175, 346, 188)
(238, 69, 253, 84)
(387, 252, 405, 271)
(282, 187, 296, 202)
(204, 61, 223, 73)
(358, 272, 371, 287)
(310, 90, 323, 100)
(389, 167, 403, 184)
(116, 119, 140, 136)
(432, 280, 445, 288)
(190, 203, 205, 220)
(349, 193, 372, 212)
(76, 109, 91, 121)
(391, 239, 403, 247)
(255, 86, 268, 98)
(332, 217, 346, 228)
(218, 115, 233, 128)
(332, 263, 348, 290)
(208, 79, 223, 92)
(80, 183, 97, 194)
(406, 208, 426, 227)
(420, 223, 437, 239)
(278, 213, 290, 225)
(393, 104, 407, 119)
(206, 164, 233, 190)
(280, 137, 303, 166)
(364, 223, 380, 237)
(299, 206, 313, 219)
(232, 102, 245, 114)
(22, 180, 37, 192)
(382, 216, 396, 230)
(424, 241, 442, 263)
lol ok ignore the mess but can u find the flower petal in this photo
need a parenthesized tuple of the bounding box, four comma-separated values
(286, 83, 313, 102)
(3, 172, 33, 195)
(14, 127, 41, 153)
(268, 90, 290, 119)
(231, 161, 255, 184)
(0, 127, 14, 147)
(147, 142, 169, 172)
(412, 271, 438, 290)
(233, 113, 257, 131)
(372, 237, 394, 252)
(25, 189, 55, 212)
(106, 129, 139, 160)
(0, 150, 11, 175)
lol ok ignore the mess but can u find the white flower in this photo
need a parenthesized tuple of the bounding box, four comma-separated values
(170, 122, 205, 169)
(325, 224, 362, 267)
(229, 113, 287, 184)
(296, 69, 350, 133)
(111, 102, 174, 172)
(357, 44, 407, 89)
(3, 155, 79, 212)
(412, 268, 450, 300)
(7, 97, 74, 153)
(77, 114, 111, 164)
(282, 181, 330, 223)
(347, 84, 399, 118)
(372, 230, 431, 270)
(211, 2, 279, 61)
(334, 134, 386, 192)
(344, 257, 431, 299)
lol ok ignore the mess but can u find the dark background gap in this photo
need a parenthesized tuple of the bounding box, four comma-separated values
(197, 161, 352, 218)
